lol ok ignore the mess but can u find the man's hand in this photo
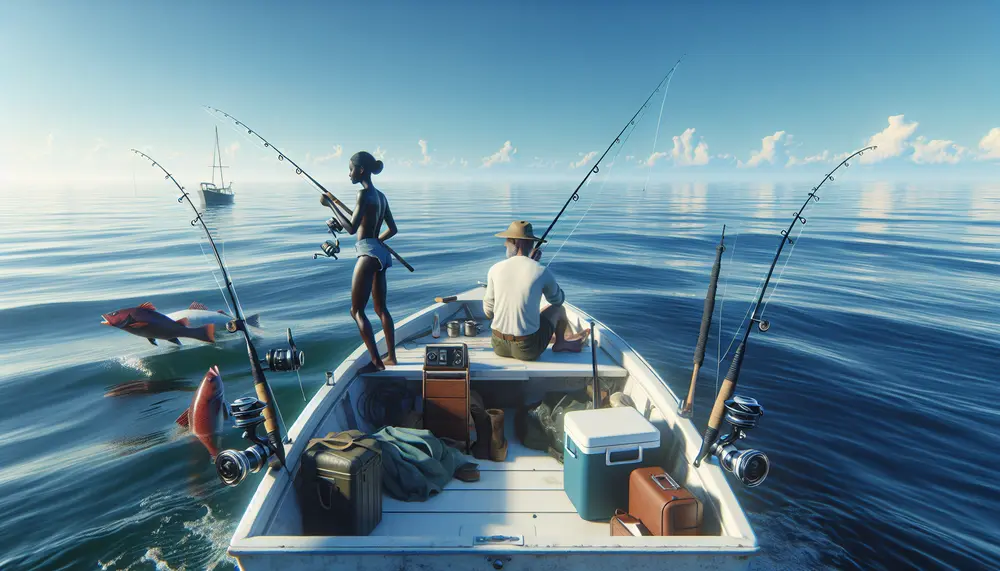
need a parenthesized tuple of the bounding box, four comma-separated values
(531, 248, 543, 262)
(320, 191, 335, 208)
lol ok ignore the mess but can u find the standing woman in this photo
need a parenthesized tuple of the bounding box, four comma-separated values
(321, 151, 398, 372)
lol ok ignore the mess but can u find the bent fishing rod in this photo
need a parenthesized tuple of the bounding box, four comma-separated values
(678, 225, 726, 418)
(202, 106, 415, 272)
(130, 149, 305, 481)
(691, 145, 877, 488)
(530, 55, 684, 258)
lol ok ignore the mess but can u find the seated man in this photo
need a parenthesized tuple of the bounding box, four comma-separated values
(483, 220, 589, 361)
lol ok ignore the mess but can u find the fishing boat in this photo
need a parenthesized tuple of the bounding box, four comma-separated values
(199, 126, 234, 205)
(222, 284, 760, 571)
(191, 69, 873, 571)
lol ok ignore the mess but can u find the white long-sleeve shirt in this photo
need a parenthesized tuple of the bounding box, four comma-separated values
(483, 255, 565, 336)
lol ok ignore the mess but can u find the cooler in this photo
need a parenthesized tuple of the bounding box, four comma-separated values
(563, 406, 660, 521)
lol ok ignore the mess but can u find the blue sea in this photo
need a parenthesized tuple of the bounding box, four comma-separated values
(0, 178, 997, 570)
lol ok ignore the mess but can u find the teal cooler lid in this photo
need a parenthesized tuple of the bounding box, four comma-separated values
(564, 407, 659, 454)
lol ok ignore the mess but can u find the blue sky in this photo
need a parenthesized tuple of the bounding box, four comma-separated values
(1, 1, 998, 188)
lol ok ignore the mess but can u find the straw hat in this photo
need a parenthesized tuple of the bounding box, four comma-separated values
(494, 220, 546, 243)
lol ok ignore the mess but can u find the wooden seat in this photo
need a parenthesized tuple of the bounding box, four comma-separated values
(362, 326, 629, 381)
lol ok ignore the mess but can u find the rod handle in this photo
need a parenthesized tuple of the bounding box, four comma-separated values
(435, 296, 458, 303)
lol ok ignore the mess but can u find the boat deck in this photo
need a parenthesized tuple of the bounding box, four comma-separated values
(373, 408, 609, 538)
(362, 317, 629, 381)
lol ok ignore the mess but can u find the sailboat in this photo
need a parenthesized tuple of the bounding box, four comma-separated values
(199, 126, 234, 204)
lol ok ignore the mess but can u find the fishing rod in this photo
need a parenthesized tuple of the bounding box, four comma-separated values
(691, 145, 877, 488)
(530, 55, 684, 258)
(202, 106, 415, 272)
(678, 225, 726, 419)
(130, 149, 305, 484)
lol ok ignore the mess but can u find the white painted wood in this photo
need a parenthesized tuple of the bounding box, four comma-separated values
(384, 489, 577, 514)
(437, 469, 564, 490)
(370, 512, 608, 538)
(225, 285, 759, 571)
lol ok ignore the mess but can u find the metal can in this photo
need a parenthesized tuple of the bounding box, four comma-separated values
(464, 320, 479, 337)
(447, 321, 461, 338)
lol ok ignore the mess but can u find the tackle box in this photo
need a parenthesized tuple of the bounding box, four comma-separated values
(297, 430, 382, 536)
(563, 406, 660, 521)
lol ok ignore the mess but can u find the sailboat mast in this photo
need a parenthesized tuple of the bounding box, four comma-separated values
(211, 126, 218, 187)
(216, 126, 226, 188)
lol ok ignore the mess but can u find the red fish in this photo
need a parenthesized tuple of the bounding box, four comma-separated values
(101, 302, 215, 346)
(175, 366, 229, 459)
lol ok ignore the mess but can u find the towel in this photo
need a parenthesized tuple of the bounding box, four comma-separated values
(372, 426, 471, 502)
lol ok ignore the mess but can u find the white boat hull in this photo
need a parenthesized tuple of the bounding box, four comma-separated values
(226, 285, 758, 570)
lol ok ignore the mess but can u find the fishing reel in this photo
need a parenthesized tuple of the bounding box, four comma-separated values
(313, 239, 340, 260)
(216, 396, 273, 486)
(325, 216, 344, 235)
(261, 328, 305, 372)
(709, 395, 770, 487)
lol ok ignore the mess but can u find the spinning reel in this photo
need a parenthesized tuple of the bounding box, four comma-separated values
(709, 395, 770, 487)
(313, 218, 342, 259)
(216, 396, 272, 486)
(261, 328, 305, 372)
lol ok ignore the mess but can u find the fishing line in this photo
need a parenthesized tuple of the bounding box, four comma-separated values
(195, 238, 235, 316)
(717, 217, 810, 358)
(543, 92, 659, 269)
(716, 223, 741, 394)
(295, 370, 307, 402)
(641, 68, 674, 193)
(759, 224, 805, 318)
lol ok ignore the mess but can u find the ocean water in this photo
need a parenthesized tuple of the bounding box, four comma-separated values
(0, 178, 997, 570)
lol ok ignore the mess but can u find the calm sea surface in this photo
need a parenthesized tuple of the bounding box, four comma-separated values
(0, 179, 997, 570)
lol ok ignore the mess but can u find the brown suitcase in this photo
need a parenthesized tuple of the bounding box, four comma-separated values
(610, 509, 651, 536)
(628, 467, 703, 536)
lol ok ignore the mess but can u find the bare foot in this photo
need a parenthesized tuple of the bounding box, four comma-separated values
(564, 328, 591, 342)
(383, 356, 398, 366)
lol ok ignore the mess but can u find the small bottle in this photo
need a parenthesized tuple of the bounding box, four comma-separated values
(432, 312, 441, 338)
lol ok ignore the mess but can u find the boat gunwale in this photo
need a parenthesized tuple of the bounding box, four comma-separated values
(228, 285, 758, 558)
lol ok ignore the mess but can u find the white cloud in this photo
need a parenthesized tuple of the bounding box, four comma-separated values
(374, 146, 387, 160)
(715, 153, 733, 160)
(570, 151, 598, 168)
(859, 115, 918, 164)
(625, 155, 635, 162)
(911, 137, 964, 164)
(787, 150, 829, 167)
(644, 151, 669, 166)
(978, 127, 1000, 160)
(418, 139, 431, 165)
(738, 131, 787, 168)
(225, 142, 239, 158)
(482, 141, 516, 167)
(460, 158, 468, 167)
(670, 128, 710, 166)
(315, 144, 343, 163)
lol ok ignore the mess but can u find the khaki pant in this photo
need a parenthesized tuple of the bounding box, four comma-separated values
(490, 318, 555, 361)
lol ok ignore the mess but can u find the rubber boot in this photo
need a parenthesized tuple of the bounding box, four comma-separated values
(487, 408, 508, 462)
(471, 406, 492, 459)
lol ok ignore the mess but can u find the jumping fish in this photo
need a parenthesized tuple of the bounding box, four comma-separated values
(166, 302, 261, 340)
(175, 365, 229, 459)
(101, 302, 216, 346)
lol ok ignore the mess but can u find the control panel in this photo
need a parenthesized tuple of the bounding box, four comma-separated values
(424, 343, 468, 370)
